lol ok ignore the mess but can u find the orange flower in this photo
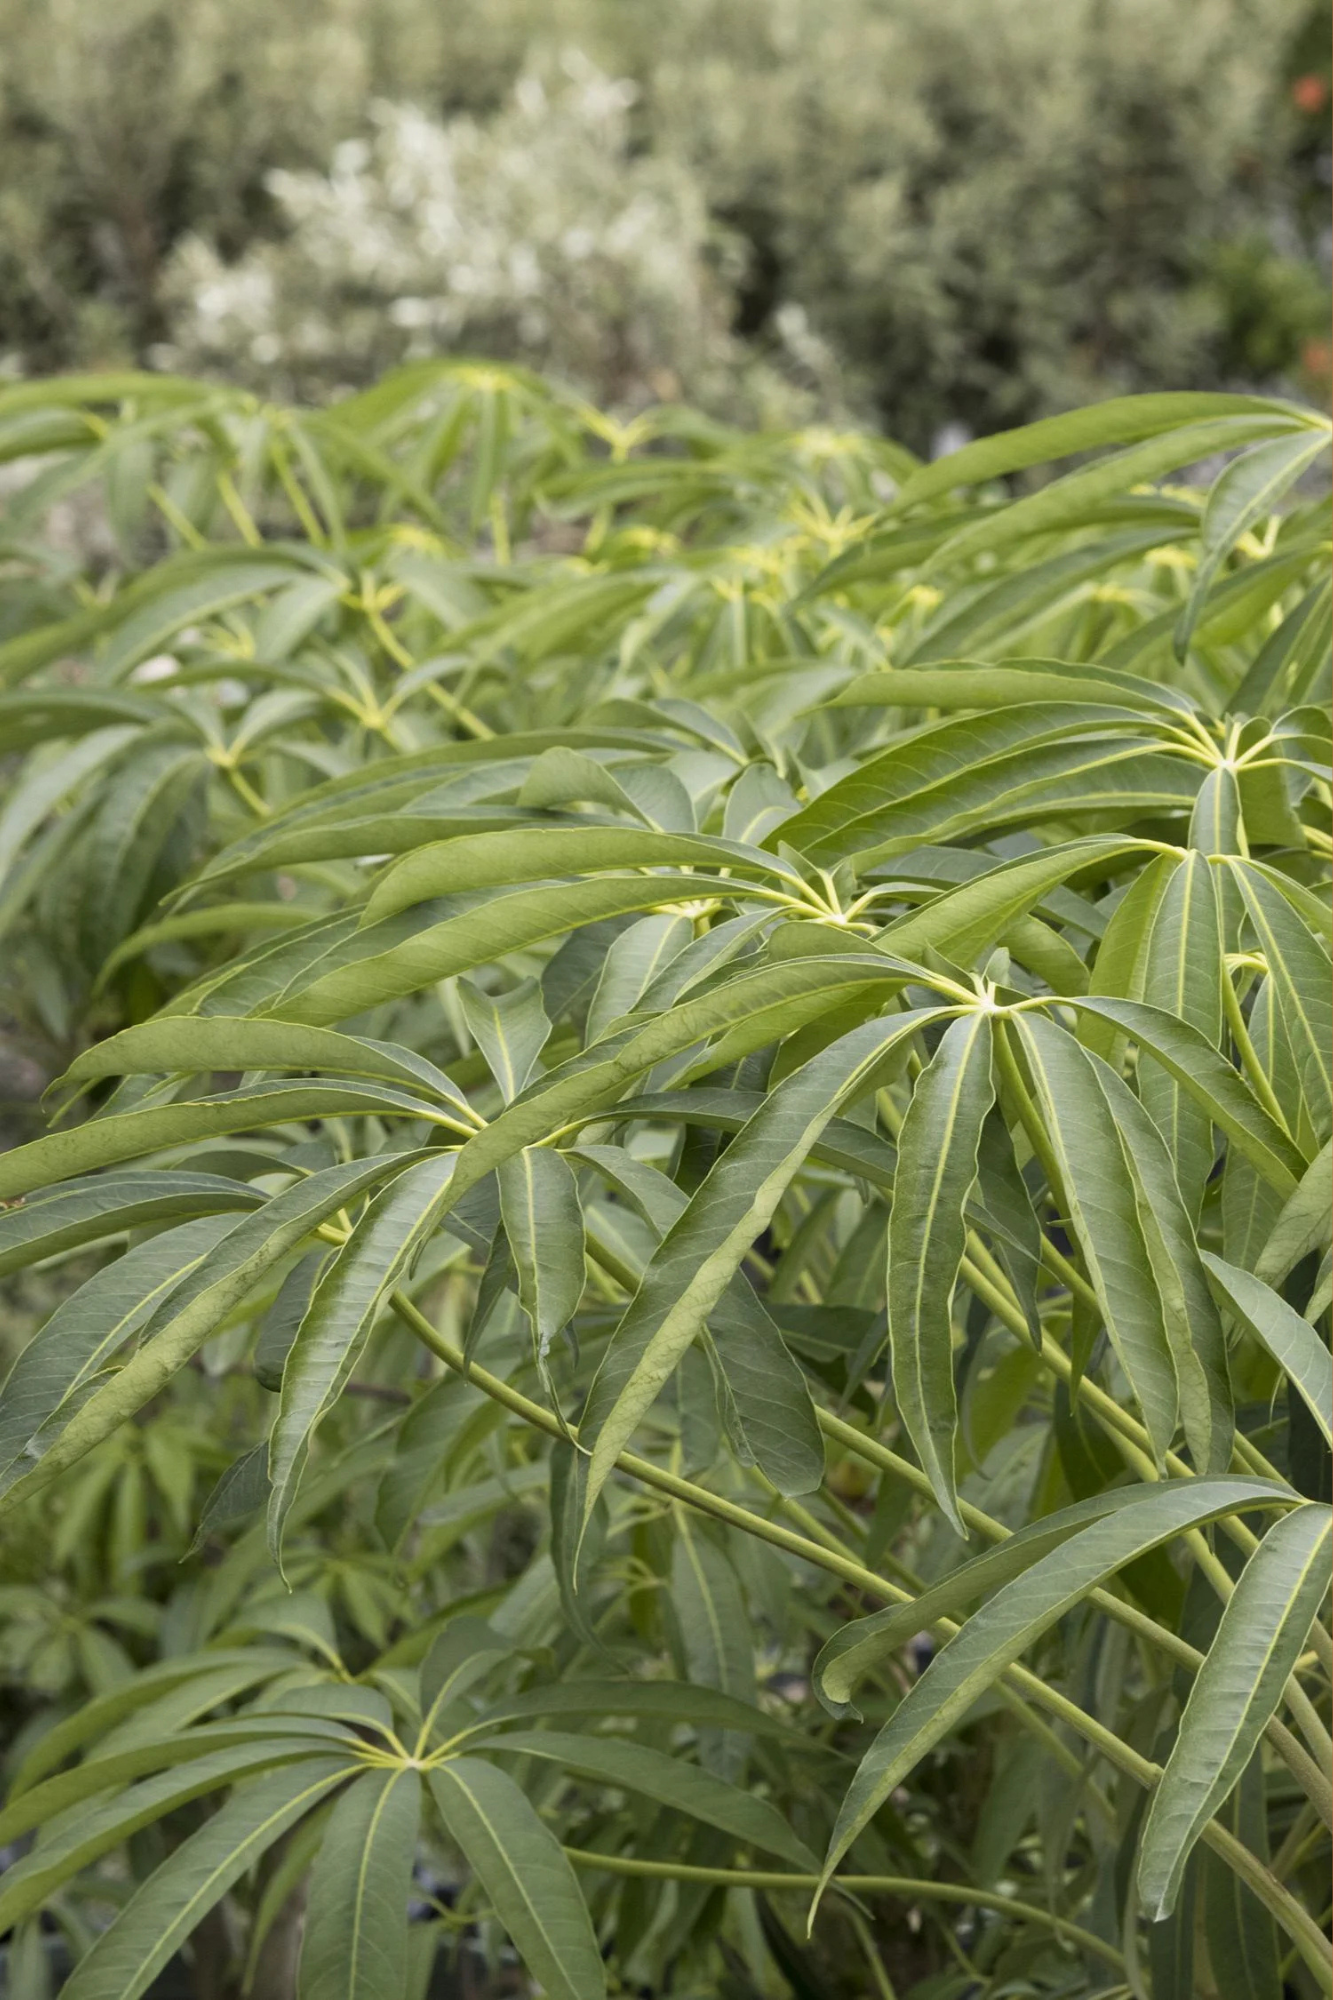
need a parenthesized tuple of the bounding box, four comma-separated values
(1291, 73, 1327, 113)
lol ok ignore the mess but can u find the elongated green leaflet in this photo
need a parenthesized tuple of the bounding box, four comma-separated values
(573, 1142, 823, 1493)
(1201, 1253, 1333, 1447)
(1065, 997, 1306, 1193)
(472, 1678, 818, 1746)
(0, 1083, 448, 1201)
(1139, 852, 1223, 1219)
(1014, 1015, 1179, 1461)
(1229, 860, 1333, 1143)
(1175, 430, 1332, 657)
(0, 1171, 262, 1279)
(267, 874, 766, 1025)
(299, 1768, 422, 2000)
(0, 1739, 340, 1934)
(268, 1155, 459, 1561)
(477, 1731, 817, 1867)
(362, 825, 799, 924)
(497, 1147, 585, 1398)
(1255, 1139, 1333, 1289)
(889, 395, 1315, 511)
(888, 1011, 995, 1531)
(428, 1759, 606, 2000)
(1097, 1056, 1233, 1473)
(52, 1018, 472, 1111)
(0, 1215, 238, 1489)
(1139, 1504, 1333, 1918)
(458, 975, 551, 1102)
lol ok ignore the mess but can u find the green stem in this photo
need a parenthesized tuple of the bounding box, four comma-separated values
(269, 436, 326, 546)
(993, 1020, 1067, 1211)
(1284, 1681, 1333, 1786)
(1269, 1718, 1333, 1834)
(561, 1849, 1127, 1972)
(390, 1289, 908, 1597)
(1222, 970, 1293, 1136)
(224, 765, 271, 820)
(971, 1221, 1282, 1487)
(848, 1909, 900, 2000)
(1272, 1804, 1322, 1883)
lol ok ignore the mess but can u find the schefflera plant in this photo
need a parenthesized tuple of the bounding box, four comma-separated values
(0, 376, 1328, 2000)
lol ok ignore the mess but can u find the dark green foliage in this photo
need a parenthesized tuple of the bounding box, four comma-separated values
(0, 369, 1329, 1998)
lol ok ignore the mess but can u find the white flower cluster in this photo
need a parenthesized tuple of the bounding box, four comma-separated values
(159, 53, 752, 411)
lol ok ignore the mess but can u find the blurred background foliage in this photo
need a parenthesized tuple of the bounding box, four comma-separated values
(0, 0, 1329, 448)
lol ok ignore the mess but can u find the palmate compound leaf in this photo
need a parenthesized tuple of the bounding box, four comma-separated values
(813, 1476, 1291, 1907)
(299, 1767, 422, 2000)
(268, 1154, 460, 1564)
(1138, 1502, 1333, 1920)
(577, 1006, 953, 1532)
(888, 1009, 996, 1533)
(428, 1759, 607, 2000)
